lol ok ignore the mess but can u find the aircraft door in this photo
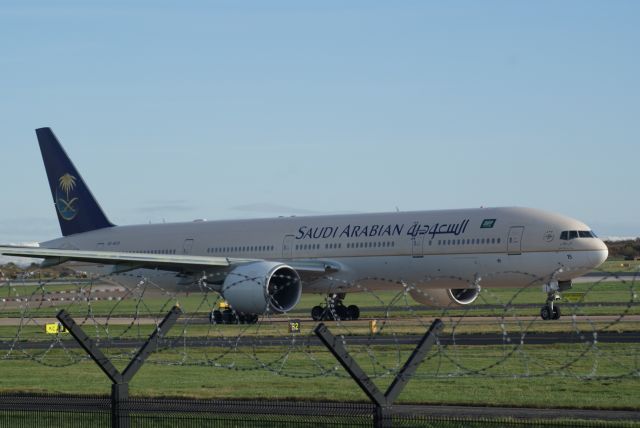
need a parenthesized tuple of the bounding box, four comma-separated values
(507, 227, 524, 255)
(182, 239, 195, 255)
(282, 235, 294, 259)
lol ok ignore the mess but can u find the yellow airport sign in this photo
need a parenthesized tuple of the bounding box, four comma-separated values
(288, 320, 301, 334)
(562, 292, 585, 303)
(45, 323, 68, 334)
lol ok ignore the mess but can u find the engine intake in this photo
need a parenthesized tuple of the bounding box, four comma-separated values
(221, 262, 301, 314)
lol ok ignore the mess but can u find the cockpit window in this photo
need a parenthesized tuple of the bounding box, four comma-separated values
(560, 230, 596, 240)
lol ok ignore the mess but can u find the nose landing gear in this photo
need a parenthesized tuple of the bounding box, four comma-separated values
(311, 293, 360, 321)
(540, 295, 561, 320)
(540, 280, 571, 320)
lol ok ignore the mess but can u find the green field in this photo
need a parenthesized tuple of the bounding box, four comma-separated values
(0, 277, 638, 411)
(599, 260, 640, 273)
(0, 343, 638, 410)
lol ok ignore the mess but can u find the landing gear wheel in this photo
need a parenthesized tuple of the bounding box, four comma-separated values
(244, 314, 259, 324)
(552, 306, 561, 320)
(540, 306, 551, 321)
(313, 295, 360, 321)
(222, 309, 238, 324)
(311, 306, 323, 321)
(210, 310, 222, 324)
(347, 305, 360, 320)
(335, 304, 349, 320)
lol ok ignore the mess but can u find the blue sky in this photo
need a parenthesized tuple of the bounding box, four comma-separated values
(1, 1, 638, 243)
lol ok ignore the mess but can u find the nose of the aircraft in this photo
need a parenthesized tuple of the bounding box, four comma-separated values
(591, 239, 609, 268)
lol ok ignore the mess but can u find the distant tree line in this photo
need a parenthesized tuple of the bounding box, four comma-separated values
(0, 262, 81, 280)
(605, 239, 640, 260)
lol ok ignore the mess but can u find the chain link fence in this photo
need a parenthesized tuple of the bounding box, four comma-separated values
(0, 393, 638, 428)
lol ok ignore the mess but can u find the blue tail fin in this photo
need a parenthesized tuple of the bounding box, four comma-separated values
(36, 127, 114, 236)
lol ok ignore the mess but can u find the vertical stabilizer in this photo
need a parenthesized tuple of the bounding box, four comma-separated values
(36, 127, 114, 236)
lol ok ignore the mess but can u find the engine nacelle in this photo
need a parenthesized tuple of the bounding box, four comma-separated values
(221, 262, 301, 314)
(409, 287, 479, 308)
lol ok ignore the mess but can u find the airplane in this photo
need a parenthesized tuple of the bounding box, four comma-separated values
(0, 128, 608, 322)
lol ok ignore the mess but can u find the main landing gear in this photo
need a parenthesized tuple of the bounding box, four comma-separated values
(311, 293, 360, 321)
(209, 301, 259, 324)
(539, 280, 571, 321)
(210, 309, 259, 324)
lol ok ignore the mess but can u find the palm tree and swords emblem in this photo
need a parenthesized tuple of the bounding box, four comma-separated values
(57, 173, 79, 220)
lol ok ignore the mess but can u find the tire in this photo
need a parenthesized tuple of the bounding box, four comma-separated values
(212, 310, 222, 324)
(311, 306, 323, 321)
(222, 309, 237, 324)
(552, 306, 561, 320)
(540, 306, 551, 321)
(335, 304, 349, 320)
(347, 305, 360, 320)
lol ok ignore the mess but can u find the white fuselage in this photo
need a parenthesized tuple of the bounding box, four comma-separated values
(41, 206, 608, 295)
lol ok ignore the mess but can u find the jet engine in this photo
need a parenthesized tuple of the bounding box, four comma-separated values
(221, 262, 302, 314)
(409, 287, 479, 308)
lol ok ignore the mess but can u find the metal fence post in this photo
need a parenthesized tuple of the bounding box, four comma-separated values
(373, 405, 393, 428)
(314, 318, 443, 428)
(112, 383, 129, 428)
(57, 306, 183, 428)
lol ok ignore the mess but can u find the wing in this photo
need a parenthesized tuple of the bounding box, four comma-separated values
(0, 245, 339, 278)
(0, 245, 238, 273)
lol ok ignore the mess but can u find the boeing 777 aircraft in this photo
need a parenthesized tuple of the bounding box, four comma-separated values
(0, 128, 608, 321)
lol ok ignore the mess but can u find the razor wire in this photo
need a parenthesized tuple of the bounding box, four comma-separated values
(0, 263, 638, 382)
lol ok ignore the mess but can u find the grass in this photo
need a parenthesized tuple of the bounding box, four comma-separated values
(0, 276, 639, 413)
(599, 260, 640, 273)
(0, 343, 638, 410)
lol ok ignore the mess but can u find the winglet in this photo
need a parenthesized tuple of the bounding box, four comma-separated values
(36, 127, 114, 236)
